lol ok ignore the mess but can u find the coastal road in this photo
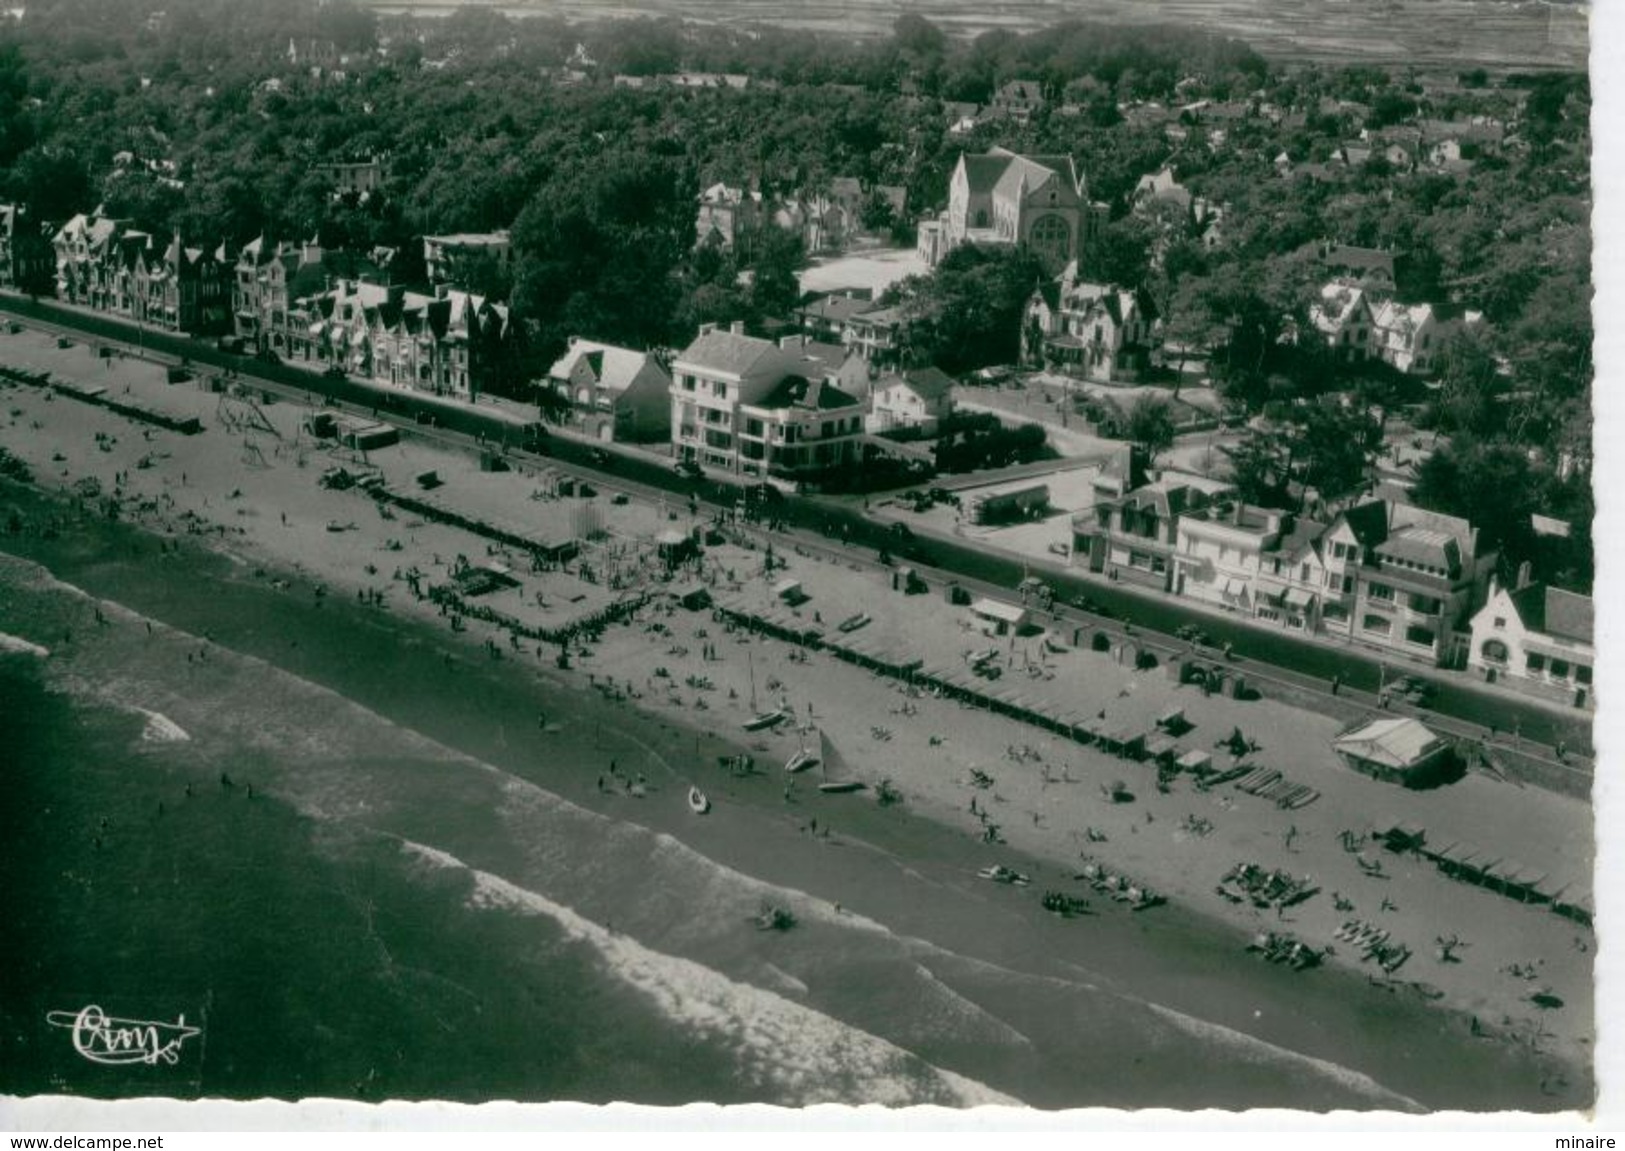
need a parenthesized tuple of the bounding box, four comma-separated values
(0, 294, 1594, 764)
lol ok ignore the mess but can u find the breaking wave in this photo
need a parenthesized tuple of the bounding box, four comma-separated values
(400, 838, 1018, 1108)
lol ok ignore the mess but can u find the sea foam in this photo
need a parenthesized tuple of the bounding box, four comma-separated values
(399, 838, 1018, 1108)
(0, 632, 49, 658)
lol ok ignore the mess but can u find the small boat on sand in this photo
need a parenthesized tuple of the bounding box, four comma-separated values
(743, 709, 788, 732)
(785, 749, 820, 774)
(687, 786, 711, 814)
(818, 780, 865, 794)
(978, 864, 1031, 886)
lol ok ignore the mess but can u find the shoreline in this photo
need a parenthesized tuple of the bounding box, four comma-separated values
(0, 327, 1594, 1109)
(0, 482, 1592, 1111)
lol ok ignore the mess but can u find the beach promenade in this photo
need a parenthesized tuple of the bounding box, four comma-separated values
(0, 321, 1595, 1106)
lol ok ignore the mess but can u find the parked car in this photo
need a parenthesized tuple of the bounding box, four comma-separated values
(674, 459, 704, 479)
(322, 365, 346, 379)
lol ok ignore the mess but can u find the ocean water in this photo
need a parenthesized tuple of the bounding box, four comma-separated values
(0, 512, 1588, 1109)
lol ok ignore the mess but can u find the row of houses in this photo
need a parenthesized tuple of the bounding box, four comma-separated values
(1310, 281, 1483, 373)
(39, 210, 520, 401)
(1068, 449, 1593, 707)
(695, 178, 907, 259)
(545, 323, 955, 466)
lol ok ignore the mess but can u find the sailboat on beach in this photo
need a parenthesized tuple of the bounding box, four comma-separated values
(785, 724, 820, 773)
(743, 648, 787, 731)
(816, 729, 866, 794)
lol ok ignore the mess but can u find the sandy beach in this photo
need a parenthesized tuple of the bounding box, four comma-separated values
(0, 322, 1594, 1107)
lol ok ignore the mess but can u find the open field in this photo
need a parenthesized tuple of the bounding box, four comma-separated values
(365, 0, 1588, 70)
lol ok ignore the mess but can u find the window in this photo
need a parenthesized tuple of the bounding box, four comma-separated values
(1493, 616, 1506, 629)
(1526, 652, 1546, 673)
(1367, 582, 1394, 602)
(1257, 607, 1280, 622)
(682, 375, 696, 392)
(1363, 614, 1392, 635)
(1481, 639, 1509, 663)
(1577, 664, 1593, 685)
(1300, 563, 1311, 581)
(1550, 659, 1570, 680)
(1343, 575, 1356, 594)
(1323, 602, 1348, 622)
(1405, 625, 1436, 648)
(1029, 214, 1072, 268)
(1409, 593, 1442, 615)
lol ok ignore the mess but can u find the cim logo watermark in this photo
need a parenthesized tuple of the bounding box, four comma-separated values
(46, 1004, 202, 1067)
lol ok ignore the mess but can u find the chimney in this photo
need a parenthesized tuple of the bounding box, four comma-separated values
(1515, 560, 1533, 590)
(699, 322, 717, 336)
(730, 320, 746, 336)
(1232, 501, 1243, 526)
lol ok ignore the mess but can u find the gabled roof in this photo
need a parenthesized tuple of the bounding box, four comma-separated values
(752, 373, 861, 413)
(548, 338, 663, 393)
(676, 328, 784, 378)
(783, 338, 852, 381)
(1507, 583, 1593, 646)
(1323, 243, 1395, 275)
(1269, 516, 1329, 559)
(1335, 717, 1446, 770)
(1377, 526, 1461, 574)
(1336, 500, 1390, 549)
(877, 366, 954, 403)
(1312, 282, 1368, 332)
(958, 154, 1009, 196)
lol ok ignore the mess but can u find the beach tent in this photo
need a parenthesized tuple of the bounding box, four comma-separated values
(1145, 735, 1179, 762)
(1332, 716, 1451, 786)
(970, 597, 1027, 636)
(1176, 749, 1213, 773)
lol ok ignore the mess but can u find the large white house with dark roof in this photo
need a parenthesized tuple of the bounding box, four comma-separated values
(1467, 578, 1594, 709)
(670, 322, 864, 482)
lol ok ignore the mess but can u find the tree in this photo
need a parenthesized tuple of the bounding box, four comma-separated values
(1159, 275, 1225, 392)
(510, 145, 694, 359)
(885, 245, 1044, 374)
(1411, 438, 1543, 577)
(1126, 396, 1176, 460)
(1428, 329, 1503, 435)
(748, 224, 804, 317)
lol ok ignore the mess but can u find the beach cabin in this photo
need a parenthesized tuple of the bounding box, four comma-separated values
(1332, 716, 1452, 787)
(970, 597, 1027, 636)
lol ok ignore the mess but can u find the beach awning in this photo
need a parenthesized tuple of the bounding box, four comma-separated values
(1223, 578, 1246, 597)
(1177, 749, 1213, 771)
(773, 578, 802, 599)
(1145, 735, 1178, 759)
(970, 597, 1026, 625)
(1284, 588, 1314, 609)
